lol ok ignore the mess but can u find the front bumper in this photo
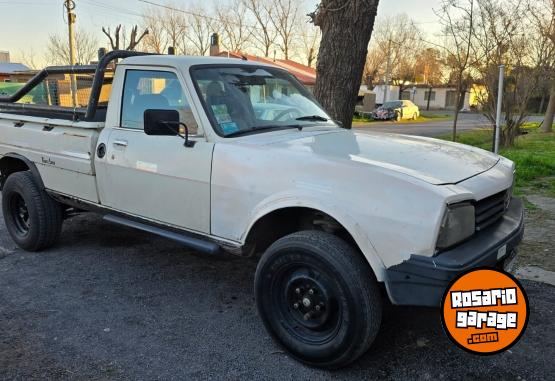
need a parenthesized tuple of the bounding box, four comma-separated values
(372, 114, 394, 120)
(372, 110, 396, 120)
(384, 197, 524, 307)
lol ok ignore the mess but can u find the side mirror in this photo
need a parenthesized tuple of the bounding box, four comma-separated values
(144, 109, 195, 147)
(144, 109, 180, 136)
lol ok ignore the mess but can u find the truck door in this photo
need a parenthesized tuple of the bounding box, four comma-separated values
(94, 68, 213, 234)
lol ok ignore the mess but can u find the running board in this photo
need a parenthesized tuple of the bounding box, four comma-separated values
(103, 214, 221, 255)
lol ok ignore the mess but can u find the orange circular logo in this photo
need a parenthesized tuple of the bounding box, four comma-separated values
(441, 267, 529, 355)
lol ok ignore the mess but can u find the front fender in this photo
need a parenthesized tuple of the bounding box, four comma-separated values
(241, 190, 387, 281)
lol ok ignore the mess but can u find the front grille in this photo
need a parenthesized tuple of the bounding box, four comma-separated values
(474, 190, 510, 231)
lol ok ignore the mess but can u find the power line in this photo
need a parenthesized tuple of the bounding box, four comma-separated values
(137, 0, 225, 24)
(0, 1, 51, 4)
(80, 0, 144, 20)
(77, 0, 319, 42)
(79, 0, 321, 47)
(134, 0, 320, 40)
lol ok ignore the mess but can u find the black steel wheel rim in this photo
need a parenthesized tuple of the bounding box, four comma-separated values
(8, 193, 30, 236)
(271, 259, 343, 345)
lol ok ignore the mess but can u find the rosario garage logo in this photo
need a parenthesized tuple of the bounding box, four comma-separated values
(441, 267, 529, 354)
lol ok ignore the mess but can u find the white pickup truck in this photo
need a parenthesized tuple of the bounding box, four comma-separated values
(0, 51, 523, 368)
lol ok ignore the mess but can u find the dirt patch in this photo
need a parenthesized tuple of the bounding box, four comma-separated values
(516, 193, 555, 272)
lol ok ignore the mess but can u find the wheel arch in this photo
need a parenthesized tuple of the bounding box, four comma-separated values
(243, 203, 386, 281)
(0, 153, 44, 191)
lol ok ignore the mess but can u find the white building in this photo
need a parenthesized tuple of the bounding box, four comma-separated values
(373, 84, 481, 111)
(0, 51, 10, 63)
(401, 86, 471, 110)
(372, 85, 401, 104)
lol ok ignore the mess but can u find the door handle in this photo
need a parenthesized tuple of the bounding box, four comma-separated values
(113, 140, 128, 147)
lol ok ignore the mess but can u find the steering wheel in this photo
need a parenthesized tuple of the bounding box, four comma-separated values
(272, 108, 302, 122)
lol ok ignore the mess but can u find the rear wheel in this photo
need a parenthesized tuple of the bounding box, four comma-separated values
(1, 171, 63, 251)
(394, 112, 402, 121)
(255, 231, 382, 369)
(412, 112, 418, 120)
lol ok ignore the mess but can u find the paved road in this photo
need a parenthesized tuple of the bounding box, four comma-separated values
(355, 113, 543, 137)
(1, 211, 554, 380)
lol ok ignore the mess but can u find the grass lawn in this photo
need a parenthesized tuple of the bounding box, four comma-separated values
(438, 123, 555, 196)
(352, 114, 374, 123)
(0, 82, 44, 103)
(419, 111, 453, 120)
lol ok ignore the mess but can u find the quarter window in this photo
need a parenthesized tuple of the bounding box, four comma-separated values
(121, 70, 198, 134)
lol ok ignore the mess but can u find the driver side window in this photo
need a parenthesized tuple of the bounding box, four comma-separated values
(120, 70, 199, 135)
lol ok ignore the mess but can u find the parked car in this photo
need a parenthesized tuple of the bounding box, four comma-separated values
(0, 51, 523, 369)
(373, 100, 420, 121)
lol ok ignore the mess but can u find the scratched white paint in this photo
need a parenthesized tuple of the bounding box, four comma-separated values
(136, 161, 158, 173)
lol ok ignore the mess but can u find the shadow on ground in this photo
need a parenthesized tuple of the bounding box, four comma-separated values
(1, 213, 554, 380)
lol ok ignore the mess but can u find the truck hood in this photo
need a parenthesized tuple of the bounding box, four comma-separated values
(254, 129, 499, 185)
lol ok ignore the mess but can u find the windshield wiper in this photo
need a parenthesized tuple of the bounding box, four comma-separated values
(295, 115, 329, 122)
(225, 124, 303, 138)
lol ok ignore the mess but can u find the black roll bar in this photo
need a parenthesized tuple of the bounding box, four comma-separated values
(0, 50, 154, 122)
(0, 65, 97, 104)
(84, 50, 153, 120)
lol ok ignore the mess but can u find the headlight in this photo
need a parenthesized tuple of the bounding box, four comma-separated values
(436, 202, 475, 250)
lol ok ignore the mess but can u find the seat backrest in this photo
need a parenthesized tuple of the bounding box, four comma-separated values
(122, 94, 170, 129)
(133, 94, 170, 112)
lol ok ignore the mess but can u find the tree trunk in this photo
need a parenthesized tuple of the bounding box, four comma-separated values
(542, 81, 555, 133)
(452, 107, 460, 142)
(451, 80, 464, 142)
(311, 0, 380, 129)
(538, 91, 546, 114)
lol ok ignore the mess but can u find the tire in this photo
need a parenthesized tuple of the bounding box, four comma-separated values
(255, 230, 382, 369)
(395, 112, 402, 122)
(412, 112, 418, 120)
(1, 171, 63, 251)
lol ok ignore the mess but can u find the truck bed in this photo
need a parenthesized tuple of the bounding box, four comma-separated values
(0, 112, 104, 203)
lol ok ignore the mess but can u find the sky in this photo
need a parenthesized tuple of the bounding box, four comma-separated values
(1, 0, 444, 67)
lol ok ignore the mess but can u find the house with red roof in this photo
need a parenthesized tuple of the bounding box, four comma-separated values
(0, 62, 31, 82)
(208, 34, 316, 91)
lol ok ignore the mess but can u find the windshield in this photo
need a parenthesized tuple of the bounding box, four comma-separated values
(381, 101, 402, 109)
(190, 65, 336, 137)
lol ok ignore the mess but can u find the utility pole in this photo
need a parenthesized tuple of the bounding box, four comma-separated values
(494, 64, 505, 154)
(64, 0, 78, 107)
(383, 39, 392, 103)
(426, 85, 432, 111)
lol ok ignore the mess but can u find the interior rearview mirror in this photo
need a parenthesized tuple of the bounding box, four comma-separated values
(144, 109, 180, 136)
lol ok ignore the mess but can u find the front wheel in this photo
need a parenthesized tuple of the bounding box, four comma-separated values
(254, 231, 382, 369)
